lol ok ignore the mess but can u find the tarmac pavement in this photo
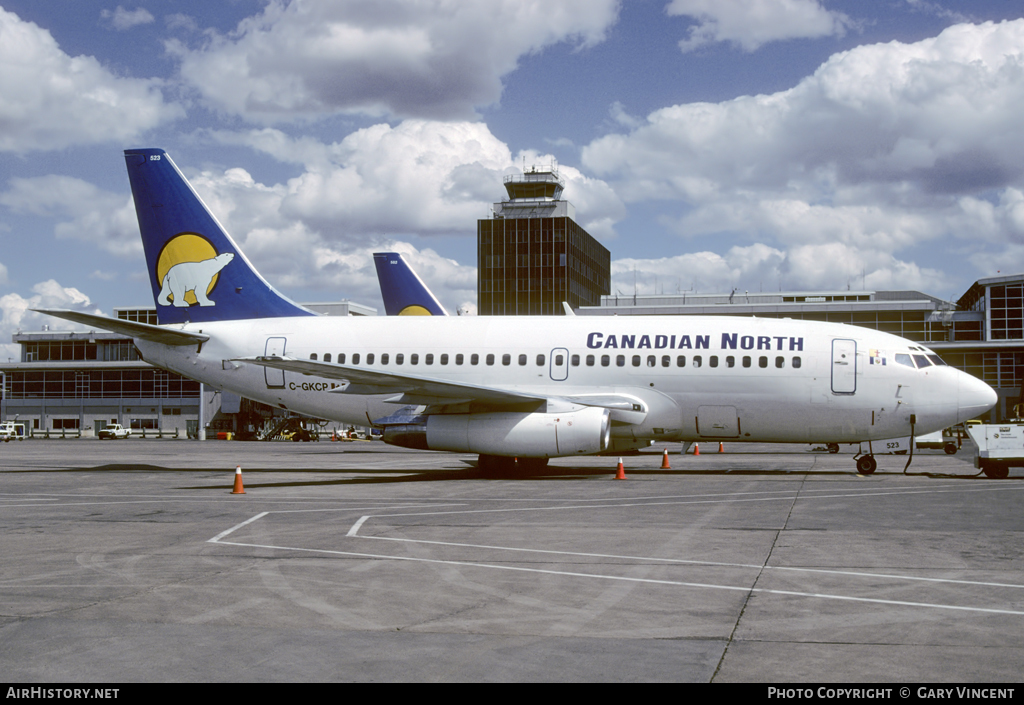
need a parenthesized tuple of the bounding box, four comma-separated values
(0, 438, 1021, 683)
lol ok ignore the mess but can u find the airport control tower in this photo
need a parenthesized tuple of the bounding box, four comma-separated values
(477, 165, 610, 315)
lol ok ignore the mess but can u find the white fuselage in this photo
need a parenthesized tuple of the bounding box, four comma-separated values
(134, 314, 996, 447)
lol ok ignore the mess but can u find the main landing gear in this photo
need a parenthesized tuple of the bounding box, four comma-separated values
(855, 454, 877, 475)
(477, 455, 549, 474)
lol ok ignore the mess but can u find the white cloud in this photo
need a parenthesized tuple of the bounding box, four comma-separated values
(585, 21, 1024, 199)
(0, 176, 140, 256)
(101, 6, 155, 31)
(0, 7, 181, 152)
(0, 280, 99, 360)
(169, 0, 620, 122)
(582, 20, 1024, 289)
(189, 121, 623, 308)
(666, 0, 854, 52)
(609, 241, 945, 299)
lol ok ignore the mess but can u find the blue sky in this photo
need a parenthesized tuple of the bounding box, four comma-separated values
(1, 0, 1024, 352)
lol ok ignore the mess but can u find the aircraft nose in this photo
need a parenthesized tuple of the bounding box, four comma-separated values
(958, 372, 997, 422)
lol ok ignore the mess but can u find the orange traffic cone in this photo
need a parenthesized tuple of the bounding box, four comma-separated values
(615, 458, 626, 480)
(719, 442, 724, 453)
(661, 448, 671, 469)
(231, 465, 246, 494)
(693, 443, 700, 456)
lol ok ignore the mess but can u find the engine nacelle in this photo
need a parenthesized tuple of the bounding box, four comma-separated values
(383, 407, 611, 458)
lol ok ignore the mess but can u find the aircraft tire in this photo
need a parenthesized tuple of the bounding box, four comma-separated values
(517, 457, 549, 472)
(944, 443, 957, 455)
(982, 462, 1009, 479)
(478, 454, 516, 474)
(827, 443, 840, 454)
(856, 455, 877, 475)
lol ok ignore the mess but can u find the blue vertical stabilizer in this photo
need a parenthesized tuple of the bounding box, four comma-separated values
(124, 148, 313, 324)
(373, 252, 448, 316)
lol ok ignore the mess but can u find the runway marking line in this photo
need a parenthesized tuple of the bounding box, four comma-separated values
(205, 481, 1024, 618)
(208, 537, 1024, 618)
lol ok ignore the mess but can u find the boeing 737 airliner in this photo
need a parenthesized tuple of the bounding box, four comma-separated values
(37, 149, 997, 475)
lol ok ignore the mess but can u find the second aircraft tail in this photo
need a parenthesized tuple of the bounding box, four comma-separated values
(373, 252, 448, 316)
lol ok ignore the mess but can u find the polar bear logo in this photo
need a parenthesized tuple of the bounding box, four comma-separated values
(157, 253, 235, 307)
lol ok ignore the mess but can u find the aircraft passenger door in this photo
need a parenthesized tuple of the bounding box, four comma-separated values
(264, 337, 286, 389)
(831, 339, 857, 395)
(550, 348, 569, 381)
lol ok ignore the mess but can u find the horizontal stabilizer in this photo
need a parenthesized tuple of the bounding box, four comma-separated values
(33, 309, 209, 346)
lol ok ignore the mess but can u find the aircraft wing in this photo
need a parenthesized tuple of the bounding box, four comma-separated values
(235, 356, 546, 407)
(235, 356, 650, 422)
(33, 309, 210, 346)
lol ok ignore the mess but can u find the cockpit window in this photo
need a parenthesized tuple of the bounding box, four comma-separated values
(927, 354, 948, 366)
(912, 354, 932, 368)
(894, 354, 914, 368)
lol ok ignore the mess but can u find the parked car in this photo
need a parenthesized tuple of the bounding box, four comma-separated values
(98, 424, 131, 439)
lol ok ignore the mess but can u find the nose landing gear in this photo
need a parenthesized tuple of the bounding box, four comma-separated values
(855, 454, 877, 475)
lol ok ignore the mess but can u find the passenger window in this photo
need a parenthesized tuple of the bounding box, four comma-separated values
(647, 355, 656, 367)
(677, 355, 686, 367)
(759, 356, 767, 368)
(616, 355, 625, 367)
(571, 354, 580, 367)
(743, 356, 751, 368)
(352, 353, 360, 364)
(366, 353, 375, 364)
(601, 355, 610, 367)
(324, 353, 331, 363)
(456, 354, 464, 365)
(586, 355, 595, 366)
(662, 355, 670, 367)
(423, 354, 431, 365)
(440, 354, 448, 365)
(793, 356, 801, 369)
(519, 354, 527, 366)
(381, 353, 390, 365)
(555, 354, 564, 366)
(693, 356, 702, 368)
(776, 356, 785, 368)
(709, 356, 718, 368)
(486, 354, 495, 366)
(395, 353, 403, 364)
(632, 355, 641, 367)
(338, 353, 346, 364)
(502, 354, 511, 366)
(536, 354, 545, 366)
(310, 353, 317, 360)
(470, 354, 478, 365)
(410, 354, 419, 365)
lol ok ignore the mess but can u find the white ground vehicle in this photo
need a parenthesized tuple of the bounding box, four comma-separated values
(966, 423, 1024, 479)
(98, 424, 131, 440)
(0, 422, 26, 441)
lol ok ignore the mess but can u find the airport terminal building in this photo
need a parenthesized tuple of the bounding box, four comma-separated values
(0, 302, 375, 437)
(579, 274, 1024, 422)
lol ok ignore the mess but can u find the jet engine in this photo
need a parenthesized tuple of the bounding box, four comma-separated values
(382, 406, 611, 458)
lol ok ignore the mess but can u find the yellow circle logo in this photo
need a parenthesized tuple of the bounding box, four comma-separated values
(156, 233, 230, 306)
(398, 305, 433, 316)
